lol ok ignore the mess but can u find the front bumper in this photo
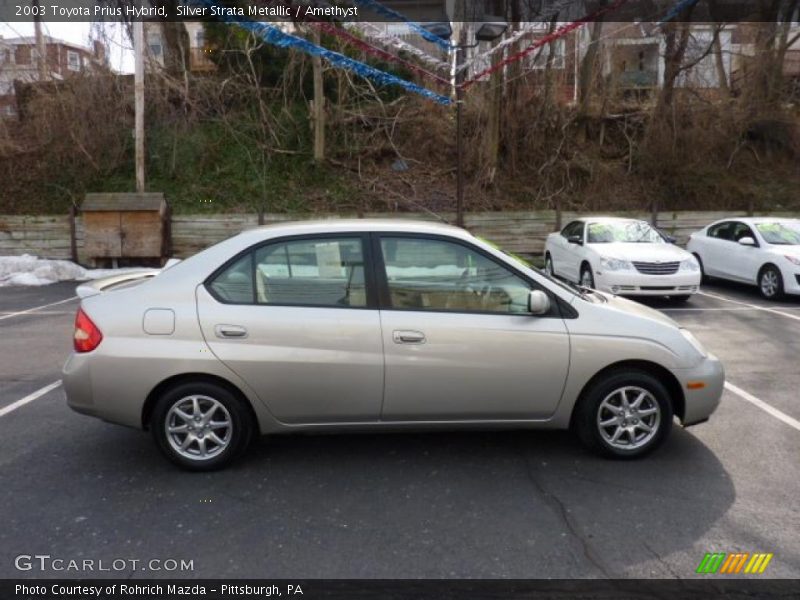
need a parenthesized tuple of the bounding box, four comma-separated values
(782, 269, 800, 296)
(672, 353, 725, 426)
(594, 269, 701, 296)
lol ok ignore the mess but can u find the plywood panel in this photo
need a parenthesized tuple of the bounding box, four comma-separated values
(83, 212, 121, 257)
(121, 211, 163, 257)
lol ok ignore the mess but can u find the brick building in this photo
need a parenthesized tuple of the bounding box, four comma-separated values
(0, 35, 107, 118)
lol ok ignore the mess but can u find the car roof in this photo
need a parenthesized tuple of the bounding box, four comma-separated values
(572, 216, 647, 224)
(708, 217, 800, 227)
(235, 218, 468, 242)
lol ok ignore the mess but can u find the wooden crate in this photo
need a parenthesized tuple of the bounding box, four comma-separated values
(82, 193, 168, 265)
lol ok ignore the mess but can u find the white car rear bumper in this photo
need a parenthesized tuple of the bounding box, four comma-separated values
(594, 270, 701, 296)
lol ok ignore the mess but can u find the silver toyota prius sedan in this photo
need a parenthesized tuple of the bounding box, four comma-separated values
(63, 220, 724, 470)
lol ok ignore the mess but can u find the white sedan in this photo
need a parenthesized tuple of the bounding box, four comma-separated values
(687, 218, 800, 300)
(544, 217, 701, 301)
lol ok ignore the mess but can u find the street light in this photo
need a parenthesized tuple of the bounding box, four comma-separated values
(426, 18, 508, 228)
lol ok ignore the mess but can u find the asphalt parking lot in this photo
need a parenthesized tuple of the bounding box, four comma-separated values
(1, 280, 799, 579)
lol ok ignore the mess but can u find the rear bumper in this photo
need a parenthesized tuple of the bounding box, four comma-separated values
(595, 270, 701, 296)
(63, 352, 97, 418)
(672, 353, 725, 426)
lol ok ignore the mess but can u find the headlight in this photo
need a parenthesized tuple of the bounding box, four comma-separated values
(784, 255, 800, 267)
(600, 257, 632, 271)
(680, 257, 700, 271)
(680, 328, 707, 359)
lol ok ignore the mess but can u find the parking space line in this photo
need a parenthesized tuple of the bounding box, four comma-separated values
(725, 382, 800, 433)
(662, 306, 800, 312)
(0, 310, 75, 316)
(698, 291, 800, 322)
(0, 296, 77, 322)
(0, 381, 62, 418)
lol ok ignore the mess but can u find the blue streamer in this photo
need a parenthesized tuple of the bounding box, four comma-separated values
(658, 0, 700, 25)
(204, 3, 451, 105)
(353, 0, 452, 51)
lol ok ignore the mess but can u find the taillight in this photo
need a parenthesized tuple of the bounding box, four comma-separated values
(74, 308, 103, 353)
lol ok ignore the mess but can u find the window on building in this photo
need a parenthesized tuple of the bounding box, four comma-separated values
(67, 50, 81, 72)
(15, 47, 30, 65)
(527, 39, 565, 69)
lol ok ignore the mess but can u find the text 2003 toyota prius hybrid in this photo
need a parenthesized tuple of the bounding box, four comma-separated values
(63, 220, 724, 470)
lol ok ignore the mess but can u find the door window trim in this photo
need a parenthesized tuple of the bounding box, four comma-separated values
(371, 232, 567, 318)
(561, 221, 584, 240)
(204, 232, 379, 309)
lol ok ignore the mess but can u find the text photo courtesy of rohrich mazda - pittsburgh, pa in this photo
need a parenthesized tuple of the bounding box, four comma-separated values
(1, 2, 800, 599)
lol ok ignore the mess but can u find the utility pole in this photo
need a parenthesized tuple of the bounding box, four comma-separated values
(455, 27, 466, 228)
(311, 28, 325, 162)
(32, 0, 47, 81)
(134, 21, 146, 193)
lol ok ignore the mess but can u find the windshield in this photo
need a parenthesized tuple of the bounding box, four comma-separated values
(587, 221, 665, 244)
(755, 222, 800, 246)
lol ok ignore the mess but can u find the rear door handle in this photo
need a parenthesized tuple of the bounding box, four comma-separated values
(392, 330, 426, 344)
(215, 324, 248, 339)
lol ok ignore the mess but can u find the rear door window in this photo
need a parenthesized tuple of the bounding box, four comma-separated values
(207, 236, 369, 308)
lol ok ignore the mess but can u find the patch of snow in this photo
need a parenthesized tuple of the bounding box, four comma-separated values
(0, 254, 152, 287)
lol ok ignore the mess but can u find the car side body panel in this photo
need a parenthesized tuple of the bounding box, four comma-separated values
(63, 219, 724, 440)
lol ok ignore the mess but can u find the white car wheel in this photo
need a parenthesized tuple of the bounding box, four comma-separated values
(580, 265, 595, 289)
(759, 266, 783, 300)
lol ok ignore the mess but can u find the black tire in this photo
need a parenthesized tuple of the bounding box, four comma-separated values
(669, 295, 691, 304)
(758, 265, 784, 301)
(544, 253, 555, 277)
(573, 370, 673, 459)
(580, 263, 595, 289)
(692, 253, 710, 283)
(152, 381, 254, 471)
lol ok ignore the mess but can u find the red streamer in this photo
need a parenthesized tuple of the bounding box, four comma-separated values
(311, 22, 451, 88)
(460, 0, 628, 91)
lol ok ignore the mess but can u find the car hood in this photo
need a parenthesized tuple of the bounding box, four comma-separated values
(771, 245, 800, 258)
(595, 291, 680, 329)
(589, 242, 690, 262)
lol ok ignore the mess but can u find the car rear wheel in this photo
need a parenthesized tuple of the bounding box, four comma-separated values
(152, 381, 253, 471)
(580, 264, 595, 289)
(574, 370, 673, 459)
(758, 265, 783, 300)
(669, 295, 691, 303)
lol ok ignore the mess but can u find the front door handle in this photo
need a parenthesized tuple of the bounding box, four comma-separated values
(392, 330, 426, 344)
(215, 324, 248, 339)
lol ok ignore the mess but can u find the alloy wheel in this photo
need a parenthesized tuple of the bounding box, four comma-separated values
(165, 395, 232, 460)
(596, 386, 661, 451)
(761, 270, 779, 298)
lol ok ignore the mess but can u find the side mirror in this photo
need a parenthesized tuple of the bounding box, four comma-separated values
(738, 236, 756, 247)
(528, 290, 551, 315)
(665, 235, 677, 244)
(567, 234, 583, 246)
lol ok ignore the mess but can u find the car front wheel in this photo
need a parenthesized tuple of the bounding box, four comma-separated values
(152, 381, 253, 471)
(574, 370, 673, 459)
(580, 264, 595, 289)
(545, 254, 555, 277)
(758, 265, 784, 300)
